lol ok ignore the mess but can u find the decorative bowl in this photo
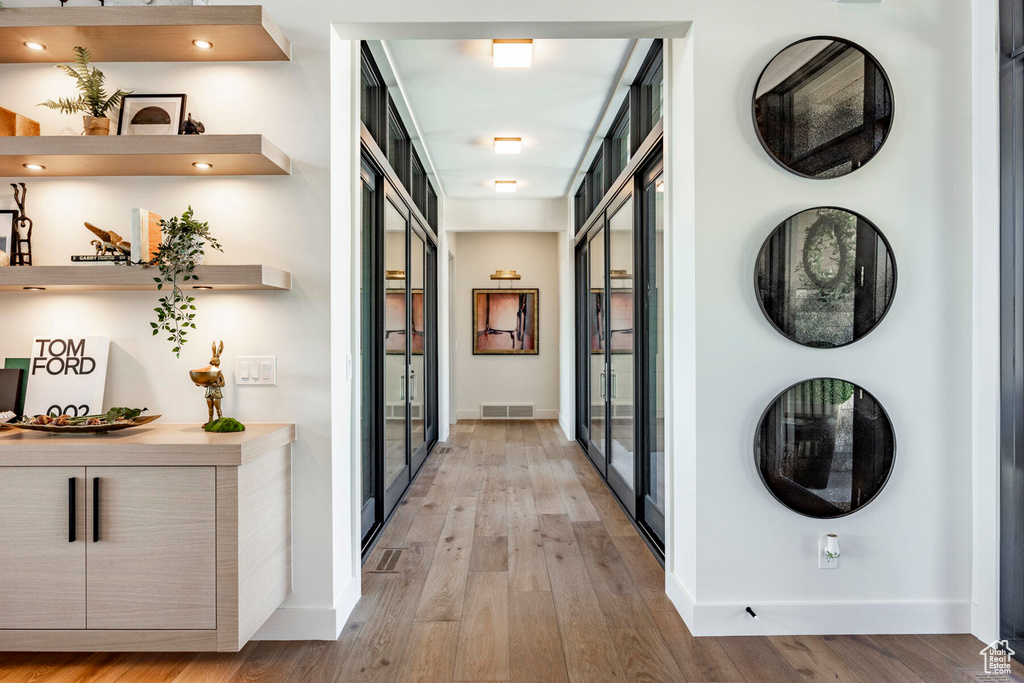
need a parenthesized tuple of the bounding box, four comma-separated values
(190, 369, 221, 386)
(4, 414, 162, 435)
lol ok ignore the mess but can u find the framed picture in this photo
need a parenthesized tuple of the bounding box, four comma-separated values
(384, 289, 425, 355)
(0, 210, 16, 264)
(117, 94, 187, 136)
(473, 288, 539, 355)
(590, 289, 634, 354)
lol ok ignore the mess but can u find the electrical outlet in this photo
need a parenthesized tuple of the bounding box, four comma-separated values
(235, 356, 276, 386)
(819, 537, 840, 569)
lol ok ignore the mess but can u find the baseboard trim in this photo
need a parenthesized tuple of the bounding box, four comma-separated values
(251, 578, 361, 641)
(668, 572, 970, 636)
(456, 408, 559, 420)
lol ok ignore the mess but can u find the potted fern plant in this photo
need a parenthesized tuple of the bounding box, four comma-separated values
(40, 47, 131, 136)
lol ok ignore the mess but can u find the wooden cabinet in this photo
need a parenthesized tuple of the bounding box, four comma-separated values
(87, 467, 217, 630)
(0, 468, 85, 629)
(0, 424, 294, 652)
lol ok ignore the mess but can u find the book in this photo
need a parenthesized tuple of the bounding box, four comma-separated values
(130, 208, 163, 263)
(23, 338, 110, 418)
(71, 254, 130, 263)
(0, 368, 24, 417)
(3, 358, 28, 416)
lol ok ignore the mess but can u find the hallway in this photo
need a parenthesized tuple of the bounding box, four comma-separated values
(0, 420, 1010, 682)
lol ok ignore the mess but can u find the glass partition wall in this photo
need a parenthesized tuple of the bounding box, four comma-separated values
(575, 40, 666, 557)
(360, 42, 439, 553)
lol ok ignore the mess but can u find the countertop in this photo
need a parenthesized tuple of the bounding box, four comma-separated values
(0, 422, 296, 466)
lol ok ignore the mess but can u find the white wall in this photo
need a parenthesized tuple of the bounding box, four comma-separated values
(452, 231, 560, 420)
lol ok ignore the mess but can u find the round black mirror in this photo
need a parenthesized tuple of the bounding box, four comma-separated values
(754, 378, 895, 518)
(755, 207, 896, 348)
(754, 37, 894, 179)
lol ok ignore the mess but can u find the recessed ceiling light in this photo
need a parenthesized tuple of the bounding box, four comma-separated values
(495, 180, 517, 193)
(193, 286, 214, 290)
(23, 287, 46, 291)
(22, 163, 45, 171)
(23, 42, 46, 51)
(192, 40, 213, 50)
(494, 137, 522, 155)
(192, 162, 213, 170)
(492, 39, 533, 68)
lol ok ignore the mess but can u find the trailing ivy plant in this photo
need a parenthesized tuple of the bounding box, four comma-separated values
(39, 46, 131, 118)
(148, 207, 222, 358)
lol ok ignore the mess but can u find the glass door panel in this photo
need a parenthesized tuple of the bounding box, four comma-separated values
(588, 226, 607, 475)
(642, 170, 666, 543)
(384, 198, 409, 498)
(608, 196, 636, 506)
(360, 161, 379, 540)
(409, 228, 427, 471)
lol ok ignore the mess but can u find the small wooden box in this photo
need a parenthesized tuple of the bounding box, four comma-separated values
(0, 107, 40, 137)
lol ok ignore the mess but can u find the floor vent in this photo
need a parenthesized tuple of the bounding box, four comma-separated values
(480, 403, 535, 420)
(436, 446, 453, 455)
(371, 548, 403, 573)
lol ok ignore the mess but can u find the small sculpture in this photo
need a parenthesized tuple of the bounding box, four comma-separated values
(84, 222, 131, 256)
(181, 113, 205, 135)
(190, 341, 225, 426)
(10, 183, 32, 266)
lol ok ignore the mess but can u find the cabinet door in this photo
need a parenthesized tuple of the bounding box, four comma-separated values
(0, 467, 86, 629)
(87, 467, 216, 630)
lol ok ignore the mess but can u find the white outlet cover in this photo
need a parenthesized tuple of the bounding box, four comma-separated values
(818, 537, 840, 569)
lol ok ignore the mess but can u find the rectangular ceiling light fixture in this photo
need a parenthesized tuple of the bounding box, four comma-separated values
(494, 137, 522, 154)
(493, 39, 533, 68)
(495, 180, 517, 193)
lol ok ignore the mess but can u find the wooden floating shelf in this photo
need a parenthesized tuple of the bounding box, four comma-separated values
(0, 6, 290, 63)
(0, 135, 290, 177)
(0, 265, 291, 292)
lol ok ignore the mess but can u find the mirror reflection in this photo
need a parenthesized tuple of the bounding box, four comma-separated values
(755, 378, 895, 519)
(755, 207, 896, 348)
(754, 37, 894, 179)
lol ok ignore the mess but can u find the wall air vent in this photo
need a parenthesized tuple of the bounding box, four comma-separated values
(480, 403, 535, 420)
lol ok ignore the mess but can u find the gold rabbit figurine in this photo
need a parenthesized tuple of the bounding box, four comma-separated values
(189, 341, 225, 426)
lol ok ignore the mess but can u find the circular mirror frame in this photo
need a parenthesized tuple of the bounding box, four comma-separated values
(753, 206, 898, 349)
(753, 377, 897, 519)
(752, 36, 895, 180)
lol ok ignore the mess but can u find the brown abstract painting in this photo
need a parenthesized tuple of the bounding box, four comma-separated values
(473, 288, 539, 355)
(385, 289, 424, 355)
(591, 289, 634, 354)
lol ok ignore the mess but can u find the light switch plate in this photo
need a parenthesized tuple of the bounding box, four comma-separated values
(236, 356, 276, 386)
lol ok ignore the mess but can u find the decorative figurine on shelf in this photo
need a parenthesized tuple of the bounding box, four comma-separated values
(10, 183, 32, 266)
(84, 222, 131, 256)
(181, 113, 205, 135)
(190, 341, 226, 427)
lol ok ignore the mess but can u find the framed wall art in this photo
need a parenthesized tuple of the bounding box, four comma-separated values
(0, 210, 15, 265)
(117, 94, 187, 136)
(473, 288, 539, 355)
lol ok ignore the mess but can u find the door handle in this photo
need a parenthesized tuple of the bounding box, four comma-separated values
(410, 367, 417, 402)
(611, 372, 618, 399)
(400, 373, 406, 401)
(68, 477, 76, 543)
(600, 372, 606, 399)
(92, 477, 100, 543)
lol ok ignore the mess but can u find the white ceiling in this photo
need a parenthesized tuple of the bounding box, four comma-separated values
(384, 38, 633, 199)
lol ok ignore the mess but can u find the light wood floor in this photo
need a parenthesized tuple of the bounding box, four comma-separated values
(0, 419, 1020, 682)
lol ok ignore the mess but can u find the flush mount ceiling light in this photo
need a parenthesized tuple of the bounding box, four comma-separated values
(494, 180, 517, 193)
(22, 163, 45, 171)
(494, 137, 522, 155)
(23, 42, 46, 51)
(492, 39, 533, 68)
(192, 40, 214, 49)
(193, 286, 214, 290)
(192, 162, 213, 170)
(23, 287, 45, 291)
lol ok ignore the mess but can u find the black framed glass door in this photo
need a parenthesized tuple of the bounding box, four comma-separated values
(575, 141, 664, 556)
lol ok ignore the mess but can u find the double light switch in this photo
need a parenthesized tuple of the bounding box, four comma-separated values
(235, 356, 277, 386)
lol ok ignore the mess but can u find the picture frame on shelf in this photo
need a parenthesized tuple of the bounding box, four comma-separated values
(117, 94, 188, 136)
(0, 210, 16, 266)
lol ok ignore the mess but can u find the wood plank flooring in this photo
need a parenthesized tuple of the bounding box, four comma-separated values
(0, 419, 1021, 683)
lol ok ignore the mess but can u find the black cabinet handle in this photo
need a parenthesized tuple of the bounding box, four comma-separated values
(92, 477, 99, 543)
(68, 477, 76, 543)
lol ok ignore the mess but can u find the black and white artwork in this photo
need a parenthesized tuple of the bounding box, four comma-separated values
(0, 210, 15, 266)
(754, 207, 897, 348)
(753, 37, 894, 179)
(755, 378, 896, 519)
(117, 94, 187, 136)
